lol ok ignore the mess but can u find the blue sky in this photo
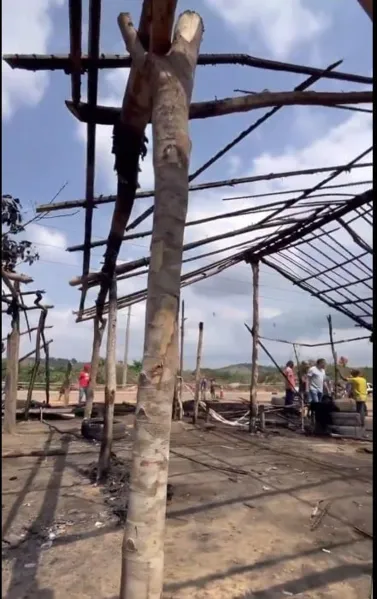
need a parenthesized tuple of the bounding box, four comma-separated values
(2, 0, 373, 367)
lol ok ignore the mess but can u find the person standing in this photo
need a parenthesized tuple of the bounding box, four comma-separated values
(78, 364, 90, 405)
(298, 361, 309, 405)
(283, 360, 296, 407)
(307, 359, 329, 420)
(339, 368, 368, 427)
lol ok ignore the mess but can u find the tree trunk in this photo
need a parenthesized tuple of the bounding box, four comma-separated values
(4, 304, 20, 434)
(24, 309, 47, 420)
(97, 278, 117, 482)
(84, 316, 107, 419)
(249, 262, 259, 433)
(119, 11, 204, 599)
(193, 322, 204, 424)
(122, 306, 131, 388)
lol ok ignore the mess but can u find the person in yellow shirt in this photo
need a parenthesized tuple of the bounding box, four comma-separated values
(340, 368, 368, 426)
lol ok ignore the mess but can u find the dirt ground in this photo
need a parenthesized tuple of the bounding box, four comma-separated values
(2, 416, 372, 599)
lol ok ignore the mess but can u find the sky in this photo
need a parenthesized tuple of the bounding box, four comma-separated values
(2, 0, 373, 369)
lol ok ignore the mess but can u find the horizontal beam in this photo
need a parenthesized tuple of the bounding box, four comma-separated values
(1, 269, 33, 284)
(65, 90, 372, 125)
(3, 53, 373, 84)
(35, 161, 372, 213)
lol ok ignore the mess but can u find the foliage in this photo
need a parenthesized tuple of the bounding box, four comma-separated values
(132, 360, 142, 374)
(1, 194, 39, 272)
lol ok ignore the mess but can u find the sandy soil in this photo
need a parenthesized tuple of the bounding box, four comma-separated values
(2, 415, 372, 599)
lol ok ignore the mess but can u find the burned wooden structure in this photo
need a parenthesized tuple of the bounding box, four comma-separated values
(1, 269, 54, 432)
(3, 0, 372, 595)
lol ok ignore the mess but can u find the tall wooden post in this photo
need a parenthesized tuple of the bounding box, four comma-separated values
(122, 305, 131, 388)
(249, 262, 260, 433)
(4, 282, 20, 434)
(356, 0, 373, 20)
(97, 277, 117, 481)
(119, 10, 204, 598)
(24, 309, 47, 420)
(327, 315, 338, 398)
(179, 299, 185, 402)
(84, 316, 107, 419)
(193, 321, 204, 424)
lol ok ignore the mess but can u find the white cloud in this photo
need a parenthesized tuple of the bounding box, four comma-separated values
(2, 0, 63, 120)
(205, 0, 329, 59)
(25, 223, 78, 266)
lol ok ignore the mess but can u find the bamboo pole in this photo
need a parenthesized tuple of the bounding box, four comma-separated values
(84, 316, 107, 419)
(3, 284, 20, 434)
(249, 262, 259, 433)
(58, 361, 72, 405)
(97, 277, 117, 482)
(193, 322, 204, 424)
(121, 306, 131, 388)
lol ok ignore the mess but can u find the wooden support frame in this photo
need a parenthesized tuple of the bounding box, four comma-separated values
(193, 322, 204, 424)
(249, 263, 259, 433)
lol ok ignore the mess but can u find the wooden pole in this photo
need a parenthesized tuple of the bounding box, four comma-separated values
(58, 361, 72, 405)
(293, 343, 304, 431)
(97, 277, 117, 482)
(327, 315, 338, 398)
(179, 299, 185, 403)
(84, 316, 107, 419)
(41, 323, 51, 406)
(356, 0, 373, 20)
(119, 10, 203, 598)
(122, 305, 131, 388)
(172, 305, 183, 420)
(249, 262, 260, 433)
(3, 285, 20, 434)
(193, 322, 204, 424)
(24, 309, 47, 419)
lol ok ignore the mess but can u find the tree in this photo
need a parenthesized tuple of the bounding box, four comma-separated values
(2, 194, 39, 272)
(131, 359, 142, 374)
(119, 10, 204, 598)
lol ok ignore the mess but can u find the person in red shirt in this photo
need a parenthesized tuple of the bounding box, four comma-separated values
(283, 360, 296, 407)
(78, 364, 90, 405)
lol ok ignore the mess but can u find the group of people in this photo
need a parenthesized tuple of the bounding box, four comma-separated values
(283, 358, 368, 425)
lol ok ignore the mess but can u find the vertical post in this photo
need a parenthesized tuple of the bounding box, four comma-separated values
(293, 343, 304, 431)
(44, 334, 51, 406)
(4, 324, 20, 433)
(122, 305, 131, 388)
(179, 299, 185, 402)
(327, 315, 338, 399)
(119, 11, 204, 597)
(24, 309, 47, 420)
(356, 0, 373, 20)
(172, 305, 183, 420)
(249, 262, 260, 433)
(193, 322, 204, 424)
(84, 316, 107, 419)
(4, 282, 20, 434)
(97, 277, 117, 482)
(258, 404, 265, 432)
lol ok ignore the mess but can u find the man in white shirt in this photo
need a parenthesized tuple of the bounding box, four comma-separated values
(307, 358, 329, 405)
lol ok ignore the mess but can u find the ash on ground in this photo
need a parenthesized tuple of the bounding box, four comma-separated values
(84, 455, 174, 524)
(85, 455, 130, 523)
